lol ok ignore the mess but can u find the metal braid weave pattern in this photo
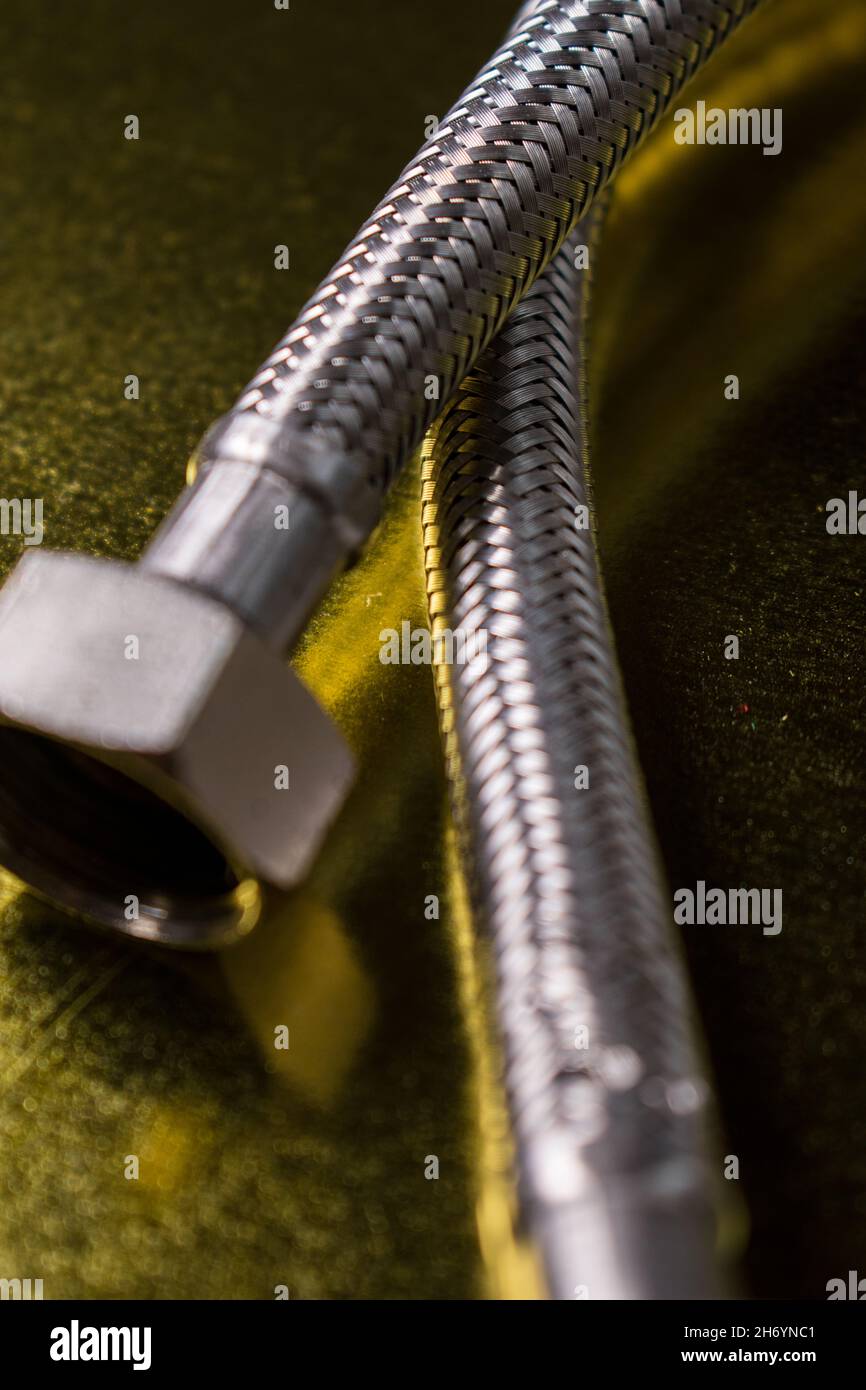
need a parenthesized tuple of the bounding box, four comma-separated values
(422, 207, 725, 1299)
(206, 0, 762, 522)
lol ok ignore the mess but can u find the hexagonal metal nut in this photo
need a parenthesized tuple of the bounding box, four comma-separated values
(0, 550, 355, 946)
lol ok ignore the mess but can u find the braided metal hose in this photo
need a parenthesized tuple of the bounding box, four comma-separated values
(140, 0, 762, 1277)
(0, 0, 763, 1254)
(144, 0, 764, 655)
(422, 205, 728, 1300)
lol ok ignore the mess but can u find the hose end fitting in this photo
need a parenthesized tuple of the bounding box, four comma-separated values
(0, 550, 355, 948)
(141, 414, 383, 653)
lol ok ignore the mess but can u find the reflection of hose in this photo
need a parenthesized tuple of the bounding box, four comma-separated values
(422, 203, 726, 1299)
(146, 1, 765, 653)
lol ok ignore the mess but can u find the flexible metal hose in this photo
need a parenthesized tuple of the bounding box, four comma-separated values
(141, 0, 764, 1291)
(145, 0, 764, 653)
(422, 202, 727, 1299)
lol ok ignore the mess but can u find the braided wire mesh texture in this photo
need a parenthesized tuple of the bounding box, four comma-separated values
(422, 207, 727, 1299)
(209, 0, 763, 532)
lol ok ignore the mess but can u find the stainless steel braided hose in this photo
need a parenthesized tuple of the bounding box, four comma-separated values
(422, 199, 728, 1299)
(143, 0, 764, 655)
(0, 0, 764, 1273)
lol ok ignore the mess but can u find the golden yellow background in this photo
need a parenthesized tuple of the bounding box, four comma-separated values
(0, 0, 864, 1298)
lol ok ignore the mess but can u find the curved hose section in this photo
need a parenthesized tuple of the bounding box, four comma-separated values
(166, 1, 764, 652)
(422, 207, 727, 1299)
(223, 0, 760, 488)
